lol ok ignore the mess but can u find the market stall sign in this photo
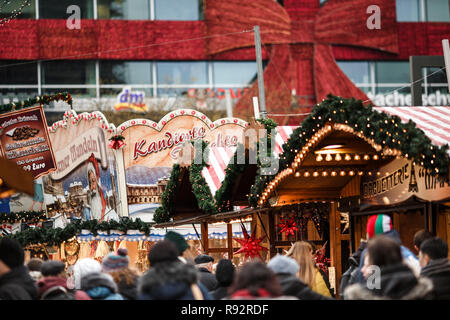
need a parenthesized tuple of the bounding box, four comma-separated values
(361, 158, 450, 208)
(0, 106, 56, 179)
(114, 87, 149, 113)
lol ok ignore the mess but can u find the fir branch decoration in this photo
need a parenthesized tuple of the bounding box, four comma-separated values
(0, 211, 46, 224)
(0, 92, 72, 114)
(153, 163, 181, 224)
(250, 94, 450, 207)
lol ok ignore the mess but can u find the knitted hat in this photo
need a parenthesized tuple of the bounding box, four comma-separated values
(267, 254, 299, 276)
(367, 214, 393, 239)
(41, 260, 66, 277)
(164, 231, 188, 256)
(0, 237, 24, 269)
(194, 254, 214, 264)
(102, 248, 129, 272)
(73, 258, 102, 290)
(215, 259, 235, 286)
(148, 240, 179, 266)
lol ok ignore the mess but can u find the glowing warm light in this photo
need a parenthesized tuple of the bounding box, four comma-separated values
(325, 154, 333, 161)
(331, 171, 337, 177)
(304, 171, 310, 177)
(345, 154, 351, 161)
(335, 154, 342, 161)
(340, 171, 346, 176)
(295, 172, 301, 177)
(358, 171, 364, 176)
(349, 170, 355, 176)
(322, 171, 328, 177)
(354, 155, 360, 161)
(313, 171, 319, 177)
(322, 144, 344, 150)
(363, 154, 370, 160)
(373, 155, 379, 160)
(316, 154, 323, 162)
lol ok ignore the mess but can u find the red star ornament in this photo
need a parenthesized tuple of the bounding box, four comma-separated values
(278, 216, 298, 237)
(233, 226, 268, 259)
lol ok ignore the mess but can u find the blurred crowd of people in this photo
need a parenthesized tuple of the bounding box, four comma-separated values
(0, 214, 449, 300)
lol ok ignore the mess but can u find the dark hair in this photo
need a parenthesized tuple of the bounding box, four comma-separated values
(215, 259, 236, 286)
(148, 240, 179, 266)
(228, 261, 281, 297)
(367, 235, 402, 267)
(420, 237, 448, 260)
(0, 238, 24, 269)
(413, 229, 433, 249)
(27, 258, 44, 272)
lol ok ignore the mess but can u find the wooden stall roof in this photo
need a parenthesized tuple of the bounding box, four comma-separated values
(152, 207, 268, 228)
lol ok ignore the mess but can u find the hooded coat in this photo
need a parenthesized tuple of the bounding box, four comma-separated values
(138, 261, 212, 300)
(0, 265, 38, 300)
(276, 272, 333, 300)
(344, 263, 434, 300)
(81, 272, 124, 300)
(340, 241, 367, 298)
(37, 276, 91, 300)
(420, 258, 450, 300)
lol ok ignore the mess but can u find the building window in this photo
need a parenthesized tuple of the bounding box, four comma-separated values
(0, 61, 37, 85)
(336, 62, 370, 85)
(0, 0, 35, 19)
(375, 61, 410, 86)
(396, 0, 450, 22)
(212, 62, 257, 87)
(97, 0, 151, 20)
(154, 0, 203, 21)
(156, 61, 207, 96)
(396, 0, 420, 21)
(425, 0, 450, 22)
(41, 61, 96, 85)
(39, 0, 94, 19)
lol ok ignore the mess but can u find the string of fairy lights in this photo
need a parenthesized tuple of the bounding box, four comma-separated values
(0, 0, 31, 27)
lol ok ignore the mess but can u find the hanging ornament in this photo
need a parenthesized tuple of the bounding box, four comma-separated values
(277, 216, 298, 237)
(314, 241, 331, 276)
(108, 134, 125, 150)
(233, 224, 268, 259)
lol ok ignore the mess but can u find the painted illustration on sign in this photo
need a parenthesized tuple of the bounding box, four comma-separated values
(118, 109, 248, 222)
(361, 158, 450, 208)
(42, 111, 122, 226)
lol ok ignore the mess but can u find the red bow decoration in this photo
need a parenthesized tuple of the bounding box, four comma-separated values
(277, 216, 298, 237)
(108, 135, 126, 150)
(234, 224, 268, 259)
(205, 0, 399, 124)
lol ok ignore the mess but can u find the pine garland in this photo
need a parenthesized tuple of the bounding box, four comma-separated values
(153, 164, 181, 224)
(250, 94, 450, 207)
(5, 217, 151, 247)
(0, 92, 73, 114)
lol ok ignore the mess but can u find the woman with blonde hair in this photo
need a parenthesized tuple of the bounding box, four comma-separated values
(286, 241, 333, 297)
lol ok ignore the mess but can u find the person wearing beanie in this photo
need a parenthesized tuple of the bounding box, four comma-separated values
(138, 240, 212, 300)
(27, 258, 44, 282)
(354, 214, 420, 284)
(210, 259, 235, 299)
(0, 238, 38, 300)
(194, 254, 217, 292)
(81, 272, 124, 300)
(37, 260, 91, 300)
(72, 258, 102, 290)
(102, 248, 139, 300)
(267, 255, 333, 300)
(164, 231, 190, 263)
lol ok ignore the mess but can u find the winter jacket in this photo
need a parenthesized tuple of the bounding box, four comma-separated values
(344, 263, 434, 300)
(211, 285, 231, 300)
(276, 272, 333, 300)
(138, 261, 212, 300)
(37, 276, 91, 300)
(227, 288, 298, 300)
(420, 258, 450, 300)
(197, 267, 218, 292)
(312, 268, 333, 297)
(81, 272, 124, 300)
(0, 265, 39, 300)
(340, 241, 367, 298)
(355, 230, 420, 283)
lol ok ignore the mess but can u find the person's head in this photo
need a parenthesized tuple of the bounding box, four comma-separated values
(228, 261, 281, 298)
(88, 168, 97, 191)
(194, 254, 214, 272)
(164, 231, 188, 257)
(366, 235, 402, 267)
(41, 260, 66, 278)
(286, 241, 316, 287)
(102, 248, 130, 273)
(73, 258, 102, 290)
(0, 238, 24, 275)
(366, 214, 393, 240)
(267, 254, 299, 276)
(413, 229, 433, 253)
(215, 259, 236, 287)
(27, 258, 44, 272)
(419, 237, 448, 268)
(148, 240, 179, 267)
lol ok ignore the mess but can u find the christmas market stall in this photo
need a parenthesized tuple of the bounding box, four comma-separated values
(252, 95, 450, 297)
